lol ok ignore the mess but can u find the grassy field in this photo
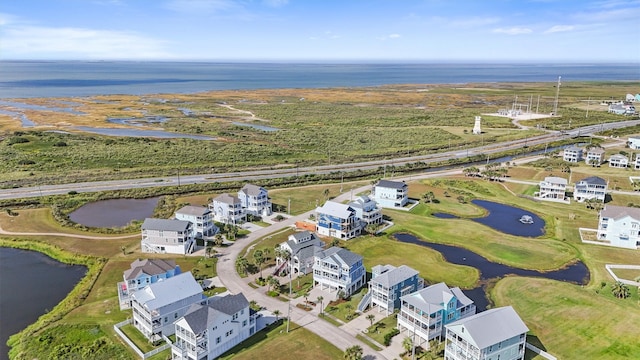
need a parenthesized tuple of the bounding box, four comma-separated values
(2, 82, 637, 189)
(218, 321, 343, 360)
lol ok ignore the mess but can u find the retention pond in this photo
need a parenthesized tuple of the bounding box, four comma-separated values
(69, 197, 160, 228)
(395, 233, 589, 311)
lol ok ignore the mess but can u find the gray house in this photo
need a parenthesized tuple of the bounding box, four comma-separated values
(444, 306, 529, 360)
(275, 231, 324, 275)
(141, 218, 196, 255)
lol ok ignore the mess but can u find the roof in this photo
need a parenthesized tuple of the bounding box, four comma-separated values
(609, 154, 628, 160)
(315, 246, 363, 268)
(142, 218, 191, 232)
(600, 204, 640, 221)
(446, 306, 529, 349)
(543, 176, 567, 185)
(239, 183, 266, 197)
(283, 231, 322, 255)
(175, 205, 211, 217)
(348, 195, 376, 209)
(209, 293, 249, 315)
(376, 179, 406, 189)
(124, 259, 178, 280)
(401, 282, 473, 314)
(577, 176, 607, 186)
(131, 272, 202, 310)
(587, 148, 605, 154)
(316, 201, 354, 219)
(213, 193, 241, 205)
(370, 264, 419, 288)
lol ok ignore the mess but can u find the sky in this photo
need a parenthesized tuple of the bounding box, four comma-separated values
(1, 0, 639, 62)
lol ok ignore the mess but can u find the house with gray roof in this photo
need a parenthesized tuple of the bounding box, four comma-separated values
(597, 205, 640, 249)
(210, 193, 245, 225)
(608, 153, 629, 168)
(141, 218, 196, 255)
(536, 176, 568, 203)
(313, 246, 366, 297)
(275, 231, 324, 275)
(117, 259, 181, 309)
(373, 179, 409, 208)
(237, 183, 272, 217)
(172, 293, 257, 360)
(368, 264, 423, 315)
(563, 145, 583, 163)
(175, 205, 217, 238)
(130, 272, 206, 340)
(397, 282, 476, 349)
(585, 147, 605, 166)
(348, 195, 383, 228)
(574, 176, 607, 203)
(444, 306, 528, 360)
(316, 201, 362, 240)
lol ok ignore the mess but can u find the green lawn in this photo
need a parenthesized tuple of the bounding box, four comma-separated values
(325, 287, 367, 323)
(280, 273, 314, 298)
(269, 181, 368, 216)
(366, 313, 399, 346)
(218, 321, 343, 360)
(119, 324, 156, 353)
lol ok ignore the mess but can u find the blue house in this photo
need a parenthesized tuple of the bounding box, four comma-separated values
(117, 259, 181, 309)
(397, 282, 476, 350)
(315, 201, 362, 240)
(367, 264, 424, 314)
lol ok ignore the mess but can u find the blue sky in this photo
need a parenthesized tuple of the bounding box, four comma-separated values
(1, 0, 639, 62)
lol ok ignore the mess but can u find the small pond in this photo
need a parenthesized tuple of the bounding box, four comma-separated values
(433, 199, 545, 237)
(69, 197, 160, 228)
(107, 115, 168, 126)
(74, 126, 215, 140)
(395, 233, 589, 311)
(0, 248, 86, 358)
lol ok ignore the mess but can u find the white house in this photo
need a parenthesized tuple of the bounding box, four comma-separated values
(313, 246, 366, 297)
(237, 183, 272, 217)
(130, 272, 206, 340)
(141, 218, 196, 255)
(608, 154, 629, 168)
(210, 193, 245, 224)
(563, 145, 583, 163)
(444, 306, 528, 360)
(585, 148, 605, 166)
(597, 205, 640, 249)
(175, 205, 217, 238)
(348, 195, 383, 228)
(397, 282, 476, 349)
(629, 137, 640, 150)
(574, 176, 607, 203)
(368, 264, 423, 315)
(118, 259, 181, 309)
(171, 293, 257, 360)
(536, 176, 568, 203)
(635, 154, 640, 170)
(373, 179, 409, 208)
(275, 231, 324, 275)
(316, 201, 362, 240)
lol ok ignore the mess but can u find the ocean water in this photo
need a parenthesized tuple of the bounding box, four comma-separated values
(0, 61, 638, 99)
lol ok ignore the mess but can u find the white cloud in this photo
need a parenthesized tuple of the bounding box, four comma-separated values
(1, 25, 172, 59)
(492, 27, 533, 35)
(544, 25, 575, 34)
(379, 33, 401, 40)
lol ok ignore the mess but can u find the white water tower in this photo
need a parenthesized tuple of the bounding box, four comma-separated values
(472, 116, 482, 135)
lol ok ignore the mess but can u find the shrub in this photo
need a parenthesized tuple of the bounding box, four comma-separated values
(18, 159, 36, 165)
(53, 141, 68, 147)
(383, 328, 400, 346)
(8, 136, 29, 145)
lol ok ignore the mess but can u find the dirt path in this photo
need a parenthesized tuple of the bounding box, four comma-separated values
(217, 103, 264, 120)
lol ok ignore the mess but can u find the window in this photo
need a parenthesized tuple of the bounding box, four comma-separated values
(243, 320, 247, 327)
(216, 337, 221, 344)
(174, 313, 178, 319)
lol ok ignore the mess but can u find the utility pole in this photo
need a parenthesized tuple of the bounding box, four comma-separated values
(586, 97, 591, 118)
(288, 198, 291, 215)
(287, 259, 292, 333)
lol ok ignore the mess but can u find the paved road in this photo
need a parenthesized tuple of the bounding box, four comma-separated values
(2, 120, 638, 200)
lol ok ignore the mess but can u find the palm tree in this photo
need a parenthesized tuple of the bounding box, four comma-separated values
(345, 303, 353, 317)
(366, 314, 375, 326)
(213, 234, 223, 246)
(303, 291, 310, 304)
(235, 256, 249, 275)
(611, 281, 630, 299)
(317, 296, 324, 315)
(269, 276, 280, 293)
(120, 246, 126, 255)
(402, 336, 413, 355)
(323, 188, 330, 200)
(273, 309, 281, 321)
(422, 191, 435, 203)
(330, 239, 340, 248)
(253, 249, 265, 278)
(343, 345, 363, 360)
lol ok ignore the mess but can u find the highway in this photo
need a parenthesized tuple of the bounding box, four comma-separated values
(1, 120, 638, 200)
